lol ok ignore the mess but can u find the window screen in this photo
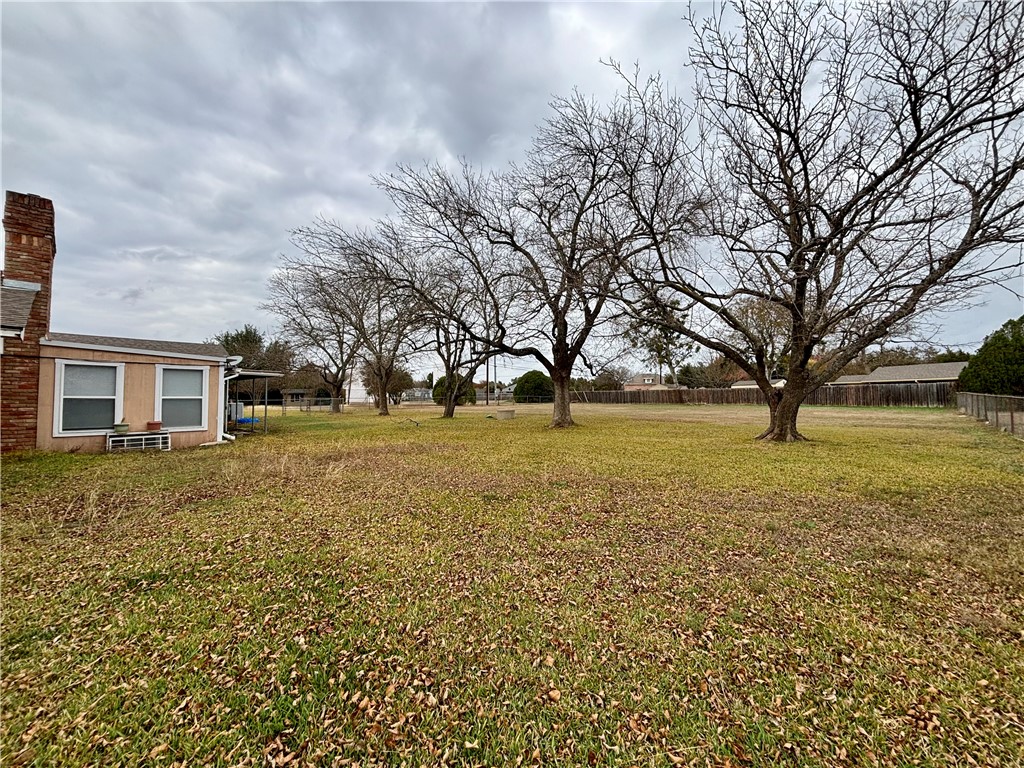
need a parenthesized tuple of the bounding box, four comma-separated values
(61, 364, 118, 431)
(161, 368, 205, 428)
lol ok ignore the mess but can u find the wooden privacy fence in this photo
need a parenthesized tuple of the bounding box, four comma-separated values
(957, 392, 1024, 439)
(573, 382, 956, 408)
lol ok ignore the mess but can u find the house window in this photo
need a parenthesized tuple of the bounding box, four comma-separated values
(644, 377, 654, 384)
(157, 366, 208, 430)
(55, 361, 124, 434)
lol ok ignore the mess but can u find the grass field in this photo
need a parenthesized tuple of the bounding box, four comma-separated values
(2, 404, 1022, 767)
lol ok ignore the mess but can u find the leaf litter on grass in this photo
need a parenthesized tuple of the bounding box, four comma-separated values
(2, 406, 1022, 766)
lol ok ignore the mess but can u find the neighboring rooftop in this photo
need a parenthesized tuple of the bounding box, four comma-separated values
(0, 284, 38, 331)
(827, 374, 869, 385)
(826, 361, 968, 385)
(860, 361, 968, 383)
(44, 332, 228, 359)
(732, 378, 786, 389)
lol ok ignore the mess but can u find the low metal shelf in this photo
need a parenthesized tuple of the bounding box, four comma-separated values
(106, 431, 171, 452)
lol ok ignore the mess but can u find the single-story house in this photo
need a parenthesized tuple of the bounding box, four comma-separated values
(282, 388, 310, 404)
(0, 191, 240, 453)
(825, 361, 968, 385)
(624, 373, 672, 391)
(403, 387, 433, 402)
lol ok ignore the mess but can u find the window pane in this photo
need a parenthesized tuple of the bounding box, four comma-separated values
(162, 398, 203, 428)
(64, 365, 116, 396)
(62, 398, 115, 430)
(163, 369, 203, 397)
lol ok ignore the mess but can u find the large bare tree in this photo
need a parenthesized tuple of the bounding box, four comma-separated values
(367, 227, 498, 419)
(377, 84, 701, 427)
(262, 266, 360, 412)
(624, 0, 1024, 440)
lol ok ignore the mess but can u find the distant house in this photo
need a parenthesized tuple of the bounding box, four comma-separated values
(282, 388, 309, 404)
(826, 361, 968, 385)
(732, 379, 786, 389)
(0, 191, 238, 453)
(624, 373, 671, 391)
(403, 387, 433, 402)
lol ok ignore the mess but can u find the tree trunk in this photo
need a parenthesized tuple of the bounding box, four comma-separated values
(756, 386, 807, 442)
(442, 397, 457, 418)
(550, 371, 575, 428)
(440, 372, 459, 418)
(330, 382, 345, 413)
(376, 380, 390, 416)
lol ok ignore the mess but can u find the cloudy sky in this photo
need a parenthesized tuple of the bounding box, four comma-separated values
(3, 1, 1022, 378)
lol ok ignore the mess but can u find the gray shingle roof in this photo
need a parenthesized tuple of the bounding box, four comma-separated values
(731, 378, 786, 388)
(47, 332, 228, 359)
(1, 285, 38, 329)
(861, 361, 968, 382)
(828, 374, 868, 385)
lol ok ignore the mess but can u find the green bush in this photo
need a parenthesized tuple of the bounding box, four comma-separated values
(513, 370, 554, 403)
(958, 315, 1024, 396)
(432, 376, 477, 405)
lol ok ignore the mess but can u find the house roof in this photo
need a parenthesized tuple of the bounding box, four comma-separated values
(860, 361, 968, 383)
(827, 374, 869, 385)
(45, 332, 228, 359)
(625, 373, 662, 384)
(0, 284, 38, 330)
(232, 369, 284, 381)
(732, 378, 786, 388)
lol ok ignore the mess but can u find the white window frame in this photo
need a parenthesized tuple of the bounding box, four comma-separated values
(53, 360, 125, 437)
(155, 365, 209, 432)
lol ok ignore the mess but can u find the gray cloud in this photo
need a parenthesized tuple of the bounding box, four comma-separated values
(3, 1, 1019, 349)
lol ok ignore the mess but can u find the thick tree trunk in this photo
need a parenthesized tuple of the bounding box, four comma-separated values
(376, 381, 390, 416)
(440, 372, 460, 418)
(330, 382, 345, 413)
(442, 391, 457, 418)
(756, 387, 808, 441)
(550, 371, 575, 428)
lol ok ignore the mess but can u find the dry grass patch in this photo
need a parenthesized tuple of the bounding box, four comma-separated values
(2, 405, 1022, 767)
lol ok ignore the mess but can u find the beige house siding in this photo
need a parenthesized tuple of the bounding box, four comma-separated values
(37, 344, 223, 452)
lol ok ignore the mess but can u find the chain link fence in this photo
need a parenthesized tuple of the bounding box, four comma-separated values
(957, 392, 1024, 439)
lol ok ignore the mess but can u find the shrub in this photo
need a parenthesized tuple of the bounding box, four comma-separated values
(513, 371, 554, 403)
(958, 315, 1024, 396)
(432, 376, 476, 405)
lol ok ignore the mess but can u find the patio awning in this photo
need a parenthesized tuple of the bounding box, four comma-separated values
(226, 369, 284, 434)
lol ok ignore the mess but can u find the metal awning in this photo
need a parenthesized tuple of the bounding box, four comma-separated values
(226, 369, 284, 434)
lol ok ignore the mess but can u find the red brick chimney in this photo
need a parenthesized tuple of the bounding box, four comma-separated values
(1, 191, 56, 452)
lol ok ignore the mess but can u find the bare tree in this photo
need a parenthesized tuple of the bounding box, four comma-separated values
(624, 0, 1024, 440)
(593, 364, 632, 390)
(288, 226, 426, 416)
(379, 236, 496, 418)
(262, 265, 360, 412)
(377, 83, 701, 427)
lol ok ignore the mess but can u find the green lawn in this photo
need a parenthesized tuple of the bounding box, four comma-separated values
(2, 405, 1022, 767)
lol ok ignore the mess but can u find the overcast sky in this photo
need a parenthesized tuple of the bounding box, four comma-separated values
(3, 1, 1022, 379)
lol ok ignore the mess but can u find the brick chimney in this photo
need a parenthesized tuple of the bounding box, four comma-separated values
(1, 191, 56, 452)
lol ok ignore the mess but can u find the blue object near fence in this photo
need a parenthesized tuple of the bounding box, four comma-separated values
(236, 417, 260, 425)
